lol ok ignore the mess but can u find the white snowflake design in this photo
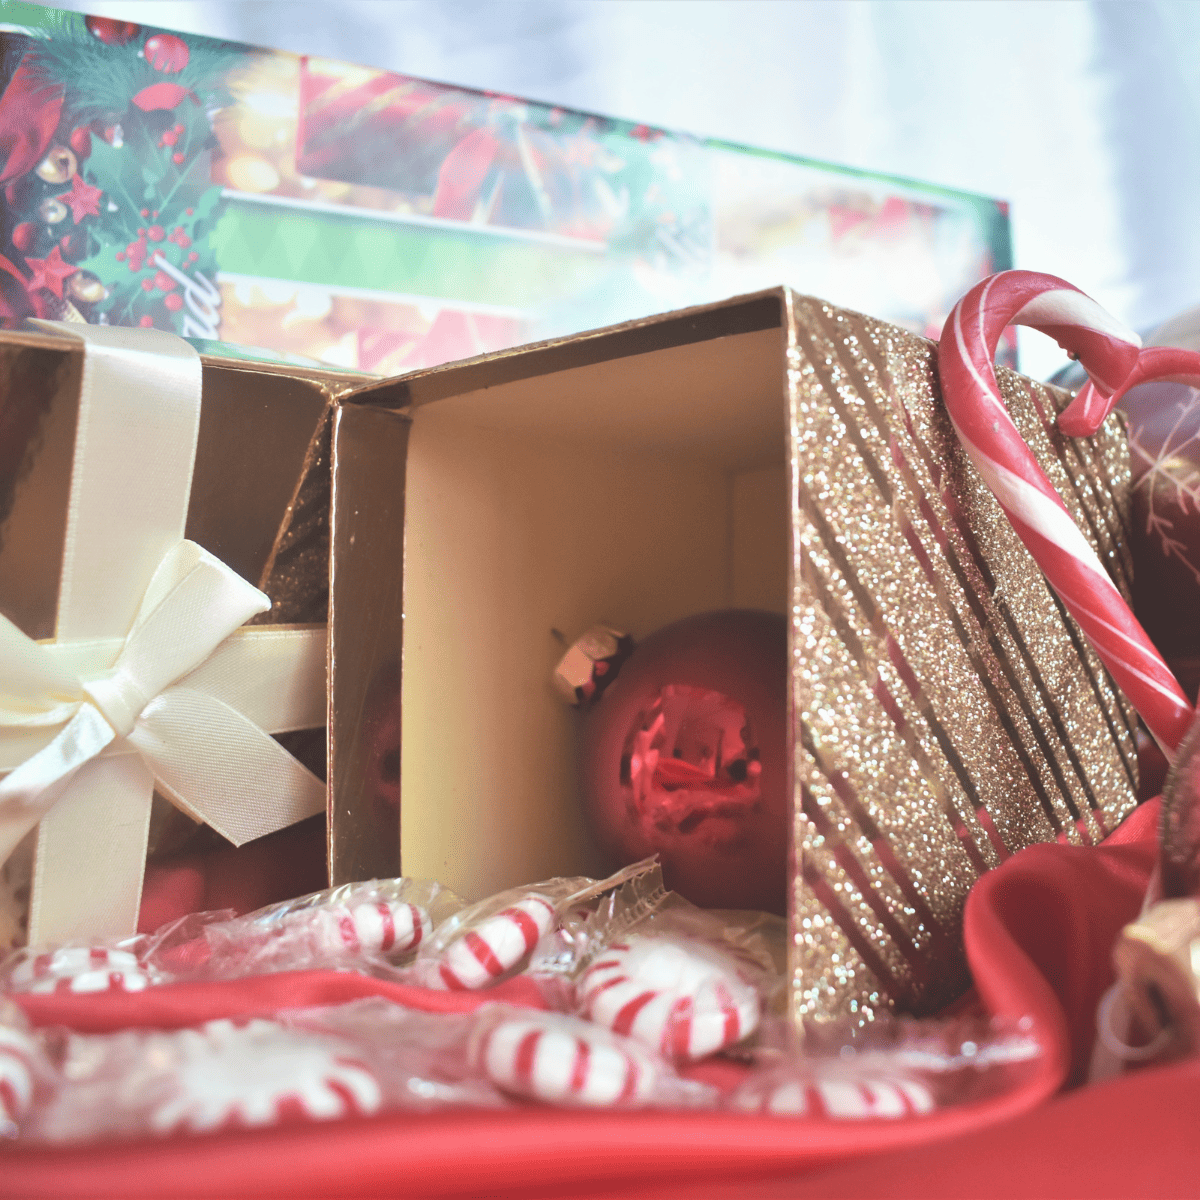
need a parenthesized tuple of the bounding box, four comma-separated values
(1128, 394, 1200, 586)
(149, 1019, 382, 1134)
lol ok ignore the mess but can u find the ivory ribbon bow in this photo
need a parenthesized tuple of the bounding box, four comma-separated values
(0, 322, 326, 945)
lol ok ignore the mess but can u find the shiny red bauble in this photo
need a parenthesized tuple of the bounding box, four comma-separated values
(578, 610, 787, 915)
(84, 16, 140, 45)
(144, 33, 190, 74)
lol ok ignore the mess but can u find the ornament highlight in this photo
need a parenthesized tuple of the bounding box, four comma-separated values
(34, 146, 77, 186)
(35, 198, 68, 225)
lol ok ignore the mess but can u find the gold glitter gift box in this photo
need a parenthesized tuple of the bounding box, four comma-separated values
(355, 287, 1136, 1024)
(0, 327, 409, 945)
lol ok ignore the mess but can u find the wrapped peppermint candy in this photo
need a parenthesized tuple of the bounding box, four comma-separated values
(416, 860, 658, 992)
(27, 999, 504, 1143)
(192, 878, 458, 980)
(467, 1005, 712, 1109)
(731, 1014, 1041, 1118)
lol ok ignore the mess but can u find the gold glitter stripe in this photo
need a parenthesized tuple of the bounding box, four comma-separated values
(793, 318, 1079, 843)
(815, 310, 1116, 836)
(799, 540, 997, 875)
(1022, 377, 1134, 599)
(797, 481, 1009, 861)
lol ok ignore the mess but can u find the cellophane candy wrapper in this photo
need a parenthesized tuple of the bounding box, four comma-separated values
(729, 1013, 1043, 1118)
(528, 861, 787, 1063)
(466, 1003, 715, 1109)
(413, 859, 660, 991)
(0, 998, 56, 1138)
(25, 998, 507, 1143)
(0, 879, 462, 993)
(188, 878, 462, 980)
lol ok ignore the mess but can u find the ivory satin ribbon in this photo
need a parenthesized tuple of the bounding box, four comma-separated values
(0, 323, 326, 945)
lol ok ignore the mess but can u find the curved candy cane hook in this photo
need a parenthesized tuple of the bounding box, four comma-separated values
(938, 270, 1200, 758)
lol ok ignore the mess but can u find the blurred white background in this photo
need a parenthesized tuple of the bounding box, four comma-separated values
(41, 0, 1200, 379)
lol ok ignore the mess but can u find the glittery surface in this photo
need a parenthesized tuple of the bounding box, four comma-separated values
(785, 293, 1137, 1025)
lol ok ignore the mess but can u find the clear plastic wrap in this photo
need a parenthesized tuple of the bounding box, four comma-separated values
(0, 878, 463, 994)
(0, 998, 56, 1137)
(528, 861, 785, 1063)
(27, 998, 505, 1143)
(414, 860, 659, 991)
(191, 878, 461, 980)
(730, 1014, 1042, 1117)
(467, 1004, 714, 1109)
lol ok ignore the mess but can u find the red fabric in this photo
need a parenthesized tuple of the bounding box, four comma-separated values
(2, 800, 1188, 1199)
(0, 57, 63, 184)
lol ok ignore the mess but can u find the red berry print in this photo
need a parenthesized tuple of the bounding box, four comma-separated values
(164, 293, 184, 312)
(141, 278, 154, 292)
(147, 225, 164, 242)
(139, 315, 154, 328)
(153, 270, 175, 292)
(172, 153, 185, 164)
(140, 208, 149, 218)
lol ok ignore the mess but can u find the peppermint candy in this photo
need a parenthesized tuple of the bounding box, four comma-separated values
(434, 893, 556, 990)
(0, 1025, 37, 1132)
(6, 946, 154, 995)
(734, 1073, 935, 1119)
(579, 935, 761, 1061)
(471, 1011, 658, 1107)
(310, 900, 431, 958)
(149, 1019, 381, 1134)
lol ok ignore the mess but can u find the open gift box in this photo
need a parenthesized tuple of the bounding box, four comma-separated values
(0, 323, 410, 946)
(340, 286, 1138, 1023)
(0, 287, 1180, 1196)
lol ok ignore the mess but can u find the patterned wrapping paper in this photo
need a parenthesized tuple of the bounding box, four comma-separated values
(0, 3, 1011, 375)
(784, 292, 1137, 1023)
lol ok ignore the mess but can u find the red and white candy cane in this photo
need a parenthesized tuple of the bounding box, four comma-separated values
(939, 270, 1200, 758)
(471, 1011, 658, 1106)
(579, 935, 761, 1062)
(310, 900, 431, 958)
(434, 893, 557, 990)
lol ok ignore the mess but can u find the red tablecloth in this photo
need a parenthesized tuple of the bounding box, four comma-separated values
(4, 800, 1187, 1200)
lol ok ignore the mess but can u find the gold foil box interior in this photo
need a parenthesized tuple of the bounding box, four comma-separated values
(0, 329, 410, 944)
(351, 287, 1135, 1025)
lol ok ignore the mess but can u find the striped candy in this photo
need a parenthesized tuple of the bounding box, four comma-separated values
(579, 935, 760, 1062)
(0, 1025, 37, 1133)
(733, 1073, 935, 1119)
(310, 900, 431, 959)
(149, 1019, 382, 1134)
(939, 271, 1200, 758)
(471, 1011, 658, 1107)
(435, 893, 556, 990)
(7, 946, 153, 995)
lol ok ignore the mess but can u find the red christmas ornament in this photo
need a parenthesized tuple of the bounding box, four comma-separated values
(85, 16, 140, 45)
(577, 610, 788, 914)
(144, 33, 190, 74)
(132, 83, 194, 113)
(10, 223, 34, 253)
